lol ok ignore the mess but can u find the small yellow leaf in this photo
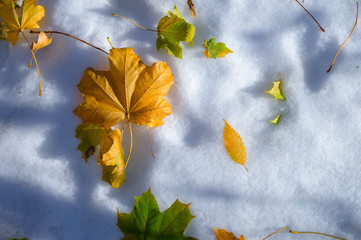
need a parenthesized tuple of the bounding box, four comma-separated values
(97, 127, 126, 188)
(265, 80, 286, 101)
(268, 114, 281, 125)
(223, 120, 248, 172)
(31, 31, 52, 51)
(214, 227, 245, 240)
(187, 0, 196, 18)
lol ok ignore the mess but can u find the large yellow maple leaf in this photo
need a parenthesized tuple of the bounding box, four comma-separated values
(73, 48, 174, 128)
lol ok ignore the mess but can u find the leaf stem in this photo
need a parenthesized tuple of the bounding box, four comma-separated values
(125, 121, 133, 169)
(111, 13, 158, 32)
(263, 227, 288, 240)
(294, 0, 325, 32)
(21, 32, 42, 96)
(327, 2, 358, 73)
(243, 164, 249, 172)
(30, 30, 108, 55)
(145, 126, 155, 159)
(289, 230, 347, 240)
(107, 37, 114, 49)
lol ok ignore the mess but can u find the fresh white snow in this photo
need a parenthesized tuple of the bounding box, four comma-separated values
(1, 0, 361, 239)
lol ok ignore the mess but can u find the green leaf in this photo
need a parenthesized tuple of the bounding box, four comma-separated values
(117, 188, 197, 240)
(268, 114, 281, 125)
(203, 38, 233, 59)
(156, 5, 195, 59)
(75, 123, 104, 163)
(265, 80, 286, 101)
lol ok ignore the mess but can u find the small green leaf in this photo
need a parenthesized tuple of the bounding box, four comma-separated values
(156, 5, 195, 59)
(269, 115, 281, 125)
(265, 80, 286, 101)
(75, 123, 104, 163)
(203, 38, 233, 59)
(117, 188, 197, 240)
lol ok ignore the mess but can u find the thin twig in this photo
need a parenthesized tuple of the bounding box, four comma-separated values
(327, 2, 359, 72)
(263, 227, 288, 240)
(145, 126, 155, 159)
(290, 230, 347, 240)
(125, 121, 133, 169)
(294, 0, 325, 32)
(30, 30, 108, 55)
(111, 13, 158, 32)
(244, 164, 249, 172)
(21, 32, 42, 96)
(107, 37, 114, 49)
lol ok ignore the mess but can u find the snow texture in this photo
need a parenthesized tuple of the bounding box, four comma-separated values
(1, 0, 361, 239)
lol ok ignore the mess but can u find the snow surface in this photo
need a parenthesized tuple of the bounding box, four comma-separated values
(1, 0, 361, 239)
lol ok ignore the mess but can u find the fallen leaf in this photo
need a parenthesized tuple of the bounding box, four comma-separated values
(9, 238, 28, 240)
(31, 31, 52, 51)
(156, 5, 195, 59)
(265, 80, 286, 101)
(269, 114, 281, 125)
(73, 47, 174, 128)
(214, 227, 245, 240)
(0, 0, 45, 45)
(187, 0, 196, 17)
(117, 188, 197, 240)
(98, 127, 125, 188)
(75, 123, 104, 163)
(223, 120, 248, 172)
(203, 38, 233, 59)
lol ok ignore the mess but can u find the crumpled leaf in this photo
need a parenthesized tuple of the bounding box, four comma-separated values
(214, 227, 245, 240)
(0, 0, 45, 45)
(73, 47, 174, 128)
(269, 114, 281, 125)
(75, 123, 104, 163)
(156, 5, 195, 59)
(265, 80, 286, 101)
(223, 120, 248, 172)
(187, 0, 196, 18)
(97, 127, 125, 188)
(203, 38, 233, 59)
(31, 31, 52, 51)
(117, 188, 197, 240)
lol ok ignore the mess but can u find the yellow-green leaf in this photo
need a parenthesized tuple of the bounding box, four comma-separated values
(265, 80, 286, 101)
(98, 127, 126, 188)
(75, 123, 104, 163)
(269, 114, 281, 125)
(223, 120, 248, 172)
(31, 31, 52, 51)
(203, 38, 233, 59)
(214, 227, 245, 240)
(156, 5, 195, 59)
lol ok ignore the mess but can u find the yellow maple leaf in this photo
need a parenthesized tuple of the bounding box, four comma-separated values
(0, 0, 45, 45)
(214, 227, 245, 240)
(97, 127, 126, 188)
(223, 120, 248, 172)
(73, 48, 174, 128)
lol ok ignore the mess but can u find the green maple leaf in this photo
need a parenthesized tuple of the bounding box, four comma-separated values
(265, 80, 286, 101)
(156, 5, 195, 59)
(203, 38, 233, 59)
(75, 123, 104, 163)
(117, 189, 197, 240)
(268, 114, 281, 125)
